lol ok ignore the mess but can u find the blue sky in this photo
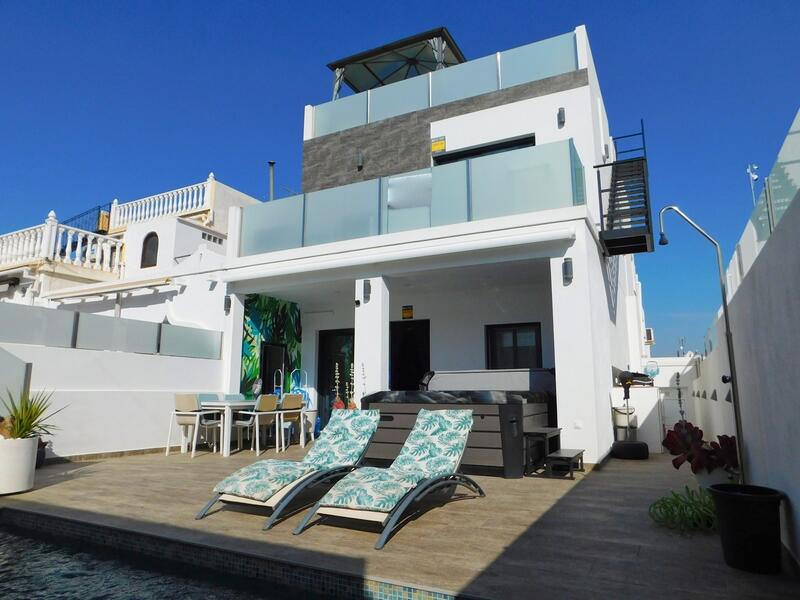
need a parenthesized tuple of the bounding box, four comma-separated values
(1, 1, 798, 356)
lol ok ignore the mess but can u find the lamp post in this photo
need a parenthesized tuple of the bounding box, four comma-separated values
(658, 206, 746, 484)
(746, 163, 759, 207)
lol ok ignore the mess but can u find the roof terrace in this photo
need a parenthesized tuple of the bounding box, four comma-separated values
(307, 29, 581, 139)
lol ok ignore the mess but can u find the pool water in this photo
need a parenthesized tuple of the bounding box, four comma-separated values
(0, 526, 322, 599)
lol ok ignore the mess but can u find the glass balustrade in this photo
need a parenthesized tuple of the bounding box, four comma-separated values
(310, 31, 579, 138)
(240, 139, 586, 257)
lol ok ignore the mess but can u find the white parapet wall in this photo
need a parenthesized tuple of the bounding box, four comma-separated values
(0, 342, 223, 458)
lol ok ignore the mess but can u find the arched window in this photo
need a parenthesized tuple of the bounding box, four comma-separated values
(141, 232, 159, 268)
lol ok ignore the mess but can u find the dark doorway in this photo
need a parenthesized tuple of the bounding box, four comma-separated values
(317, 328, 354, 427)
(390, 319, 430, 391)
(259, 343, 286, 396)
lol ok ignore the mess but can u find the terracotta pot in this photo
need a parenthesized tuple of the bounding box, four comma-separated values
(0, 436, 38, 494)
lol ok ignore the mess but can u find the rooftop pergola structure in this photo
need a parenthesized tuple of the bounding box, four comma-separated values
(327, 27, 466, 100)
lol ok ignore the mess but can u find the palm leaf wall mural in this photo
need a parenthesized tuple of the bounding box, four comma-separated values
(240, 295, 302, 396)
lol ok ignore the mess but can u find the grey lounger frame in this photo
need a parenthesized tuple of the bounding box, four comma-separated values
(195, 439, 375, 529)
(293, 472, 485, 550)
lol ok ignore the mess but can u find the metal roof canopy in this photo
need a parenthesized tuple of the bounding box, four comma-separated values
(327, 27, 466, 99)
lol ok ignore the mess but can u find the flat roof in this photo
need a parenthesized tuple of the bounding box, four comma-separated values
(327, 27, 466, 93)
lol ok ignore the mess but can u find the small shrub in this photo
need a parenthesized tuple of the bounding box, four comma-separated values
(649, 486, 716, 533)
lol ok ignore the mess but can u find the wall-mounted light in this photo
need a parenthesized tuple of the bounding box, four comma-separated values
(223, 294, 232, 315)
(356, 150, 364, 171)
(557, 107, 566, 129)
(363, 279, 371, 303)
(562, 258, 573, 285)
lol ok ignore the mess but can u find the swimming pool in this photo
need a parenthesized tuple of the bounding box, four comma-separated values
(0, 526, 323, 599)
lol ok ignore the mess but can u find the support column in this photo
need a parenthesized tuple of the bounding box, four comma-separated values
(353, 277, 389, 405)
(549, 229, 611, 464)
(221, 290, 245, 394)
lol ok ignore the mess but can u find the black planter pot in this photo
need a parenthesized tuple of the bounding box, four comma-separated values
(709, 483, 784, 574)
(36, 445, 46, 469)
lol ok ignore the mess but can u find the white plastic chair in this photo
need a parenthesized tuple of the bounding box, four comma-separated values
(165, 393, 223, 458)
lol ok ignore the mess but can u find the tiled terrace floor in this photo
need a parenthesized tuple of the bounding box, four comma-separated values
(1, 447, 797, 599)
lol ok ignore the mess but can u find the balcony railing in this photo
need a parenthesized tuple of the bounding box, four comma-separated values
(240, 139, 585, 257)
(0, 212, 123, 273)
(310, 31, 578, 138)
(109, 175, 213, 230)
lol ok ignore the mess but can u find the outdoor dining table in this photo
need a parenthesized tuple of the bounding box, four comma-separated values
(199, 398, 254, 457)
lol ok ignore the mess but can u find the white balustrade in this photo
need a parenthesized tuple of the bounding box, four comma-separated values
(0, 224, 48, 266)
(109, 174, 213, 229)
(0, 211, 123, 275)
(52, 225, 122, 273)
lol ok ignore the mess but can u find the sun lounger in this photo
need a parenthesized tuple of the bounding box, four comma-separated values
(195, 409, 380, 529)
(293, 408, 485, 549)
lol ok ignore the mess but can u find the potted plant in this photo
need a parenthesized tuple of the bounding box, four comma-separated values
(662, 421, 785, 574)
(661, 421, 737, 487)
(0, 389, 60, 495)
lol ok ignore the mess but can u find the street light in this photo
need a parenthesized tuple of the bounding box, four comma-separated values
(746, 163, 759, 207)
(658, 206, 746, 484)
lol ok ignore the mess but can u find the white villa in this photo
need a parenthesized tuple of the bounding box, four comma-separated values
(0, 26, 657, 466)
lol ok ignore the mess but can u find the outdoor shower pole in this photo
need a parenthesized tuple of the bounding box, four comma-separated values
(658, 205, 746, 484)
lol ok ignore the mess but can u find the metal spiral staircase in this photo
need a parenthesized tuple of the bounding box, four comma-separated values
(595, 120, 654, 255)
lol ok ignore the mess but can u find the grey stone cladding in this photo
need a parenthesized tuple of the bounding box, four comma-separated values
(302, 69, 589, 193)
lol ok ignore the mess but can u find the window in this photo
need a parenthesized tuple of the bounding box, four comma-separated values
(433, 134, 535, 166)
(141, 232, 159, 268)
(486, 323, 542, 369)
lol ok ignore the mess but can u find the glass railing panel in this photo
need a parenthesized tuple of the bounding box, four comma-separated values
(369, 74, 429, 123)
(0, 302, 75, 347)
(381, 169, 432, 234)
(313, 92, 368, 137)
(240, 195, 304, 256)
(469, 142, 577, 220)
(749, 190, 771, 246)
(431, 54, 498, 107)
(304, 179, 380, 246)
(499, 32, 577, 89)
(75, 312, 159, 354)
(569, 140, 586, 206)
(160, 324, 221, 359)
(766, 114, 799, 227)
(431, 161, 469, 226)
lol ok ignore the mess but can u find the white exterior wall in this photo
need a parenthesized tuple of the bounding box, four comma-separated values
(211, 181, 261, 233)
(430, 86, 600, 224)
(689, 195, 800, 561)
(549, 226, 611, 463)
(389, 281, 555, 371)
(0, 342, 223, 458)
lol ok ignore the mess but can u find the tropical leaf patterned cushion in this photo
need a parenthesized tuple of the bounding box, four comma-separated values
(214, 459, 317, 502)
(213, 409, 380, 502)
(319, 466, 422, 512)
(302, 409, 380, 469)
(321, 409, 473, 512)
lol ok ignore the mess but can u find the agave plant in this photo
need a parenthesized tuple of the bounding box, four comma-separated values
(0, 389, 62, 439)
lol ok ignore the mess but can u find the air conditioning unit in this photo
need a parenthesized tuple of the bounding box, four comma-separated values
(644, 327, 655, 346)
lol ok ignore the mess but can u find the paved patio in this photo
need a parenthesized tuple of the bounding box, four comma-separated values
(1, 447, 796, 599)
